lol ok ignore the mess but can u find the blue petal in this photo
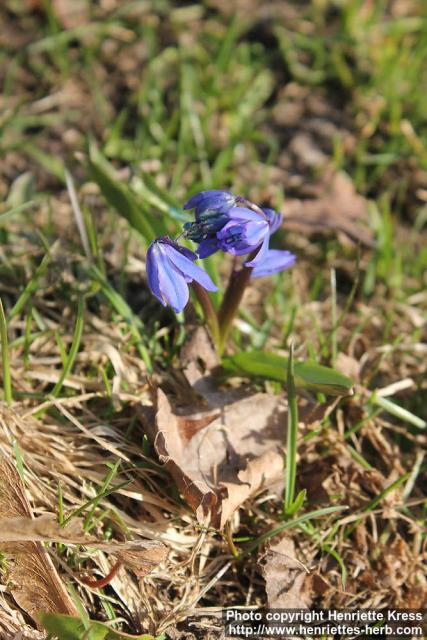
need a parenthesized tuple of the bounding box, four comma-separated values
(197, 238, 220, 258)
(158, 236, 197, 261)
(244, 233, 269, 267)
(184, 190, 234, 212)
(243, 220, 269, 246)
(263, 208, 283, 235)
(226, 206, 264, 223)
(250, 250, 296, 279)
(217, 218, 269, 255)
(166, 246, 218, 292)
(157, 245, 190, 312)
(146, 243, 167, 306)
(173, 243, 198, 261)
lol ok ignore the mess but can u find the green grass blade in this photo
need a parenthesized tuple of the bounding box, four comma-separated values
(402, 451, 424, 501)
(87, 143, 164, 242)
(242, 505, 347, 556)
(362, 473, 410, 514)
(0, 298, 12, 405)
(89, 265, 152, 371)
(51, 297, 85, 398)
(286, 489, 307, 517)
(330, 267, 337, 366)
(65, 168, 91, 260)
(0, 200, 35, 225)
(284, 343, 298, 515)
(324, 545, 348, 589)
(10, 250, 53, 319)
(62, 480, 130, 528)
(372, 393, 426, 429)
(13, 441, 25, 481)
(83, 461, 120, 533)
(22, 143, 65, 181)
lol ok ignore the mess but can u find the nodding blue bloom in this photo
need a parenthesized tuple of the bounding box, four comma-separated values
(183, 210, 230, 244)
(184, 190, 237, 217)
(251, 249, 296, 279)
(217, 207, 270, 256)
(146, 237, 217, 313)
(215, 205, 285, 267)
(193, 204, 284, 261)
(183, 190, 238, 254)
(263, 208, 282, 235)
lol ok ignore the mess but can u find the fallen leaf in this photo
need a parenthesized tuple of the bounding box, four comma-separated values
(0, 514, 167, 572)
(0, 514, 84, 544)
(142, 378, 327, 529)
(262, 537, 312, 609)
(114, 543, 168, 579)
(142, 388, 285, 528)
(179, 325, 220, 373)
(141, 330, 332, 527)
(0, 455, 79, 625)
(284, 169, 375, 247)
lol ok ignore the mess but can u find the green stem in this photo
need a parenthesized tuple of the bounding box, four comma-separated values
(191, 282, 220, 348)
(217, 256, 254, 354)
(0, 298, 12, 406)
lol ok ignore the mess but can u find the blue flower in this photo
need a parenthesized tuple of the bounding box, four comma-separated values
(263, 207, 282, 234)
(183, 190, 238, 253)
(216, 207, 270, 256)
(215, 206, 283, 268)
(184, 192, 289, 273)
(182, 211, 230, 244)
(146, 237, 217, 312)
(184, 190, 237, 217)
(250, 249, 296, 279)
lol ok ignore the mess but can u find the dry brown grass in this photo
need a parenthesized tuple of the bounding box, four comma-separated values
(0, 212, 425, 638)
(0, 1, 426, 638)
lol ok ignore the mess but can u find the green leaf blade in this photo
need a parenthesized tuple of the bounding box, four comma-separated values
(222, 350, 354, 396)
(38, 612, 158, 640)
(87, 144, 166, 242)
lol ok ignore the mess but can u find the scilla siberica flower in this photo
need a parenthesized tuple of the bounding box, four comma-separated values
(146, 236, 217, 313)
(183, 190, 237, 216)
(183, 190, 294, 277)
(251, 249, 296, 278)
(146, 191, 295, 312)
(182, 190, 238, 258)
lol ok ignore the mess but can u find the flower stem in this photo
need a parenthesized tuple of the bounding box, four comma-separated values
(191, 281, 221, 348)
(217, 256, 255, 354)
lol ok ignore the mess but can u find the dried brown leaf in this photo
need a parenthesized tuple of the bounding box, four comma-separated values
(179, 326, 220, 373)
(262, 537, 312, 609)
(0, 514, 167, 557)
(0, 456, 78, 626)
(144, 378, 326, 528)
(114, 543, 168, 579)
(0, 515, 84, 544)
(284, 170, 375, 247)
(145, 387, 286, 528)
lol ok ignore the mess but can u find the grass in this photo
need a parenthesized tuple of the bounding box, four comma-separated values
(284, 342, 302, 516)
(0, 0, 426, 637)
(0, 297, 12, 406)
